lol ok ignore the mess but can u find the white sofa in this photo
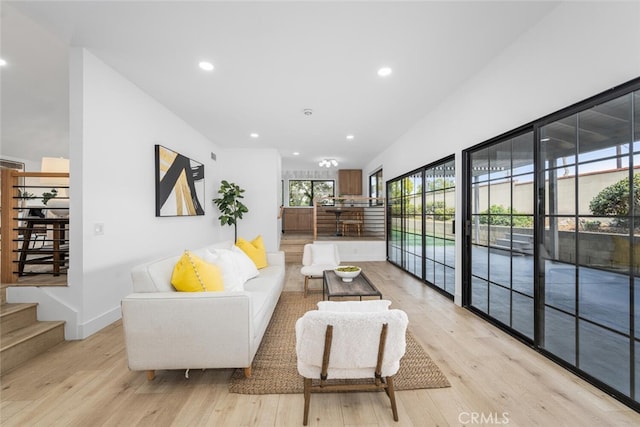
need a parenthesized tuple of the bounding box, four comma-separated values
(121, 241, 285, 380)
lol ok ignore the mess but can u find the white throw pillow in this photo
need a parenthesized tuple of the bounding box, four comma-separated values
(231, 245, 260, 282)
(317, 300, 392, 312)
(204, 250, 244, 292)
(311, 244, 337, 265)
(210, 247, 259, 286)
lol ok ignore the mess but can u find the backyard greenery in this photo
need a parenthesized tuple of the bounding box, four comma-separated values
(478, 204, 533, 227)
(589, 173, 640, 227)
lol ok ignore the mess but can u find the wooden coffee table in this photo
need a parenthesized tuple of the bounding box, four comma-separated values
(323, 270, 382, 300)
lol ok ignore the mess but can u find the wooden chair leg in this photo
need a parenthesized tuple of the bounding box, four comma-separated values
(244, 367, 252, 378)
(303, 377, 312, 426)
(146, 370, 155, 381)
(386, 376, 399, 421)
(304, 276, 309, 297)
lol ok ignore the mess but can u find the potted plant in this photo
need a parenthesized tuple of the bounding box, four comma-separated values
(212, 180, 249, 241)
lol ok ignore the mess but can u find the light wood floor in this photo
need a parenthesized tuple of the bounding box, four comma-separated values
(1, 261, 639, 426)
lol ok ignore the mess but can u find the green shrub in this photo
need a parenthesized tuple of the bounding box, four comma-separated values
(478, 205, 533, 227)
(589, 173, 640, 227)
(425, 201, 455, 221)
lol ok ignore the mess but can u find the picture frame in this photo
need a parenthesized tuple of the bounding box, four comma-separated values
(154, 145, 205, 217)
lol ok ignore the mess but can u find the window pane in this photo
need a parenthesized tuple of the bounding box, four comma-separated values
(635, 91, 640, 152)
(513, 254, 533, 297)
(541, 115, 577, 169)
(579, 320, 630, 396)
(545, 169, 575, 215)
(434, 237, 446, 263)
(578, 95, 631, 162)
(578, 265, 630, 334)
(513, 174, 534, 214)
(425, 260, 435, 285)
(289, 180, 312, 206)
(544, 260, 576, 314)
(489, 283, 510, 326)
(544, 306, 575, 364)
(472, 245, 489, 280)
(489, 139, 512, 180)
(472, 149, 490, 182)
(512, 132, 534, 176)
(471, 180, 486, 215)
(445, 266, 455, 295)
(512, 293, 534, 339)
(636, 277, 640, 339)
(488, 246, 510, 288)
(472, 277, 488, 313)
(312, 180, 334, 202)
(578, 162, 630, 216)
(434, 263, 445, 289)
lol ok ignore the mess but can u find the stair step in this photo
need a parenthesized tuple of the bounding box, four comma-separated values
(1, 320, 65, 375)
(1, 303, 38, 334)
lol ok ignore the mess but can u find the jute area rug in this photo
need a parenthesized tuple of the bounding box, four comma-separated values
(229, 292, 451, 394)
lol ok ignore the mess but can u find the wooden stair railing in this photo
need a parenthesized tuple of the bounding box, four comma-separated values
(1, 168, 69, 284)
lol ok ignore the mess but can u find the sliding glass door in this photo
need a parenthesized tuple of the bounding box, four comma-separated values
(468, 132, 535, 339)
(387, 157, 455, 297)
(464, 80, 640, 408)
(539, 91, 638, 399)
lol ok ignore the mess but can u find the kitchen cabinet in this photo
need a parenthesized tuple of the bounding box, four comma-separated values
(282, 208, 313, 232)
(338, 169, 362, 195)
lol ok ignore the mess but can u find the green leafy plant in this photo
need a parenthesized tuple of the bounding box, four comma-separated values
(17, 189, 36, 200)
(589, 173, 640, 227)
(41, 188, 58, 205)
(212, 180, 249, 241)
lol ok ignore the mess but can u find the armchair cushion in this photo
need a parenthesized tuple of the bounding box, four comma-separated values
(295, 309, 408, 379)
(300, 243, 340, 278)
(310, 244, 339, 266)
(317, 300, 392, 312)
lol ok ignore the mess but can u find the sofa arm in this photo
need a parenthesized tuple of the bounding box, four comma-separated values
(121, 292, 252, 371)
(267, 251, 285, 267)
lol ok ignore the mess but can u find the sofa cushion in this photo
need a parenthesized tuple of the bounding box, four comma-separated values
(203, 249, 244, 291)
(171, 251, 224, 292)
(210, 247, 259, 285)
(236, 235, 268, 269)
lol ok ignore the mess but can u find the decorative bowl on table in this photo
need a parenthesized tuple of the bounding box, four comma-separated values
(334, 266, 361, 282)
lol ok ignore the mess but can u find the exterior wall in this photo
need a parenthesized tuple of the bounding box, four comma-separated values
(474, 168, 634, 215)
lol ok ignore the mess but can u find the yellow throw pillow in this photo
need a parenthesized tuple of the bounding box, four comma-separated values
(171, 251, 224, 292)
(236, 235, 268, 269)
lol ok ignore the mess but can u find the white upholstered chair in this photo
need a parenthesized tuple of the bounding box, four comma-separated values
(300, 243, 340, 297)
(295, 300, 409, 425)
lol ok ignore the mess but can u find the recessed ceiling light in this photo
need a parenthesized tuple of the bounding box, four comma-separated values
(346, 134, 354, 140)
(250, 133, 259, 138)
(377, 67, 392, 77)
(0, 58, 7, 66)
(199, 61, 214, 71)
(293, 152, 300, 156)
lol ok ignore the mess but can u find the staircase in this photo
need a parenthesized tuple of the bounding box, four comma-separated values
(279, 234, 313, 263)
(0, 285, 65, 375)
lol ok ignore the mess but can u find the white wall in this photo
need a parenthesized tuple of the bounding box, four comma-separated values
(218, 148, 282, 252)
(10, 48, 226, 338)
(364, 1, 640, 305)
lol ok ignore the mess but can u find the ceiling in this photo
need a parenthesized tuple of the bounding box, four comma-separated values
(0, 1, 559, 171)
